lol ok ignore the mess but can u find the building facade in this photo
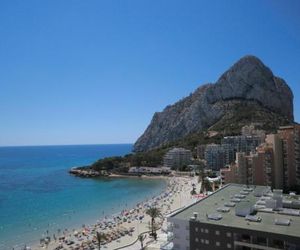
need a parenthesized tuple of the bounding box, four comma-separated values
(222, 135, 264, 158)
(277, 125, 300, 188)
(196, 144, 206, 159)
(204, 144, 226, 170)
(204, 135, 264, 171)
(163, 148, 192, 170)
(167, 184, 300, 250)
(221, 125, 300, 191)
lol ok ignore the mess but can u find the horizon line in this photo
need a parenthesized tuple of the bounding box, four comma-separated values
(0, 143, 134, 148)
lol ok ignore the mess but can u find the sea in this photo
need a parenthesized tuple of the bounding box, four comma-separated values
(0, 144, 167, 249)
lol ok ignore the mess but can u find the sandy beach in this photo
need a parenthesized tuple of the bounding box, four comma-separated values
(30, 175, 203, 250)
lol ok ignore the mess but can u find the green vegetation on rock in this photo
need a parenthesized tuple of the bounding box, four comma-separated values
(90, 106, 292, 173)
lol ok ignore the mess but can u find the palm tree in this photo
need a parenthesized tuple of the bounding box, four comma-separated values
(146, 207, 161, 240)
(96, 231, 106, 250)
(190, 184, 197, 195)
(138, 234, 146, 249)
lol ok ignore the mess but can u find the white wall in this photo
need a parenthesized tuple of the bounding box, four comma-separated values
(168, 217, 190, 250)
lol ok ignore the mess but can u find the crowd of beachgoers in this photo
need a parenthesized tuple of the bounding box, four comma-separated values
(25, 176, 202, 250)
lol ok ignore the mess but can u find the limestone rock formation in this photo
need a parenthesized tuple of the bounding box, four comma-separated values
(134, 55, 294, 152)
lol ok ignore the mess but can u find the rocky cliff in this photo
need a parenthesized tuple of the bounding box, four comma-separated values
(134, 55, 294, 152)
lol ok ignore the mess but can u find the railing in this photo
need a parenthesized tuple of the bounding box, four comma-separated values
(234, 241, 282, 250)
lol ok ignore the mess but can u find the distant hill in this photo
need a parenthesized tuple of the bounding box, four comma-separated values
(134, 55, 294, 152)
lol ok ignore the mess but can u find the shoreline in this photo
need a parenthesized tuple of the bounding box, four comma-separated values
(108, 173, 171, 179)
(26, 176, 169, 250)
(69, 167, 172, 179)
(4, 176, 167, 250)
(29, 175, 201, 250)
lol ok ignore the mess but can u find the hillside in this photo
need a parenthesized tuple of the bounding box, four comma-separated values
(90, 105, 291, 172)
(134, 55, 294, 152)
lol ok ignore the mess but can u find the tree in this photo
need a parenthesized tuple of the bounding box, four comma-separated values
(190, 187, 197, 195)
(96, 232, 106, 250)
(146, 207, 161, 240)
(202, 178, 212, 194)
(214, 178, 221, 190)
(138, 234, 146, 249)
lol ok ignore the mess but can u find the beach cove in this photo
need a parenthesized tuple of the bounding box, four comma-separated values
(32, 176, 202, 250)
(0, 144, 167, 250)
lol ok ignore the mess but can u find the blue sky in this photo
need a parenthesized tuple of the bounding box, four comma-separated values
(0, 0, 299, 146)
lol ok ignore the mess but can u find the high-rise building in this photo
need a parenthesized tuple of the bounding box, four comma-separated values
(163, 147, 192, 170)
(277, 125, 300, 189)
(221, 147, 274, 188)
(221, 125, 300, 191)
(204, 144, 226, 170)
(202, 135, 264, 171)
(222, 135, 264, 156)
(166, 184, 300, 250)
(265, 134, 283, 189)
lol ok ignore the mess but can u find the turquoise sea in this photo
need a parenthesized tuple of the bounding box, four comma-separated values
(0, 144, 166, 249)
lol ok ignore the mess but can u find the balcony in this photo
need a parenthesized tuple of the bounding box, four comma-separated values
(234, 234, 288, 250)
(234, 241, 282, 250)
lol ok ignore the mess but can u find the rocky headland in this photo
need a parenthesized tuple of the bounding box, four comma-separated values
(134, 55, 294, 152)
(71, 55, 295, 175)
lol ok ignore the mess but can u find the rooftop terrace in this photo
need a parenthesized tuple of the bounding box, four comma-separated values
(171, 184, 300, 238)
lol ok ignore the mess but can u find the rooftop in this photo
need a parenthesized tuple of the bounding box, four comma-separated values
(171, 184, 300, 238)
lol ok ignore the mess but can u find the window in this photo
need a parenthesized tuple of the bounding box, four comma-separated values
(205, 229, 209, 233)
(215, 230, 220, 235)
(195, 227, 199, 232)
(216, 241, 220, 246)
(195, 237, 199, 242)
(205, 240, 209, 244)
(241, 234, 250, 242)
(257, 236, 267, 245)
(201, 239, 204, 243)
(273, 239, 284, 248)
(227, 243, 232, 248)
(200, 228, 204, 233)
(226, 232, 232, 237)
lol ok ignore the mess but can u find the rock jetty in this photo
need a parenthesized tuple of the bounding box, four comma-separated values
(69, 167, 104, 177)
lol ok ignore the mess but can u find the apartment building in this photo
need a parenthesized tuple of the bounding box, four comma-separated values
(166, 184, 300, 250)
(222, 135, 264, 157)
(204, 135, 264, 171)
(163, 147, 192, 170)
(277, 125, 300, 188)
(221, 125, 300, 190)
(221, 146, 275, 188)
(204, 144, 227, 170)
